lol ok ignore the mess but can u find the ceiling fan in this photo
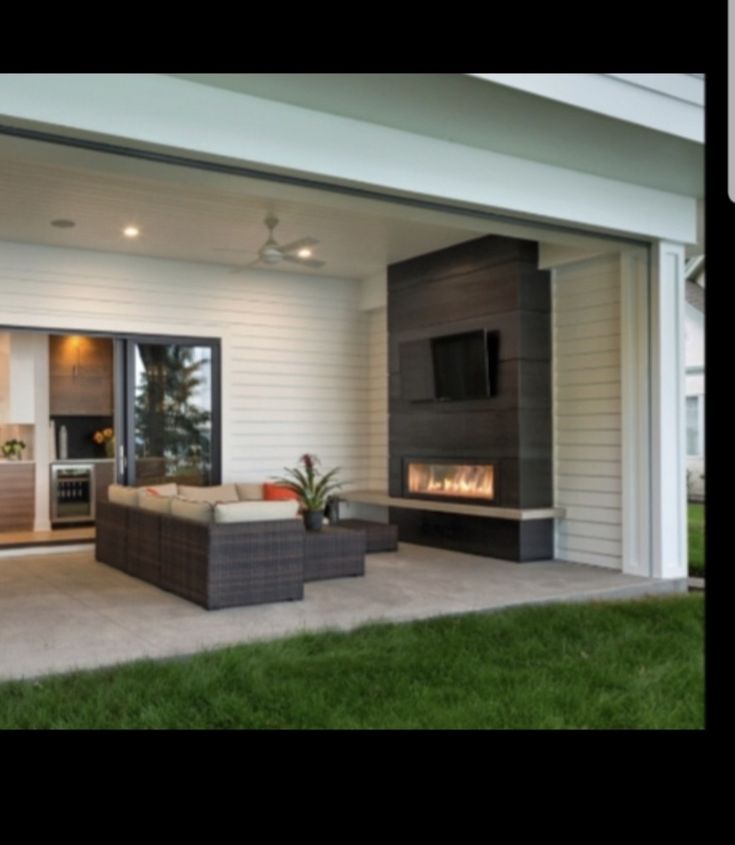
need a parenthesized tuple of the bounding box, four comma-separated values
(217, 215, 325, 272)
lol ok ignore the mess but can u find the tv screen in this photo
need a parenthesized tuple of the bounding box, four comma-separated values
(431, 330, 490, 400)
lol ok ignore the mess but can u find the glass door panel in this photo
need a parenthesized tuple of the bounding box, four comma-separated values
(126, 340, 219, 487)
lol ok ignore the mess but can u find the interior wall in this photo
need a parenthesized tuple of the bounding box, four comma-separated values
(552, 254, 623, 569)
(0, 240, 376, 488)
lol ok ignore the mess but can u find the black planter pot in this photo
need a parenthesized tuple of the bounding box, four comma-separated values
(303, 510, 325, 531)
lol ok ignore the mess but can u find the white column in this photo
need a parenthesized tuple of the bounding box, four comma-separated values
(620, 248, 651, 577)
(649, 241, 687, 579)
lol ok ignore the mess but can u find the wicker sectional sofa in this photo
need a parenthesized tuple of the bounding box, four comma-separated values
(95, 480, 372, 610)
(96, 500, 305, 610)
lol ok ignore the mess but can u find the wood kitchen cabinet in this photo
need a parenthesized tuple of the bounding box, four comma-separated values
(49, 336, 114, 416)
(0, 463, 35, 531)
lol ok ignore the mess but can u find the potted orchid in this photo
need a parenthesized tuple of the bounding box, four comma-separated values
(273, 453, 343, 531)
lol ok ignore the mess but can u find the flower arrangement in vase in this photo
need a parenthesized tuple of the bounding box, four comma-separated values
(93, 427, 115, 458)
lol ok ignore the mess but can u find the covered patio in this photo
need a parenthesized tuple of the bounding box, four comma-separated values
(0, 544, 685, 682)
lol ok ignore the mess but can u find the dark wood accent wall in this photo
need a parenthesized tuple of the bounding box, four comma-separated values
(0, 463, 35, 531)
(50, 335, 114, 416)
(388, 234, 553, 561)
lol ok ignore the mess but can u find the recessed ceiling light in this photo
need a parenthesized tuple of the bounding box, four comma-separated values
(51, 219, 75, 228)
(123, 226, 140, 238)
(297, 248, 312, 258)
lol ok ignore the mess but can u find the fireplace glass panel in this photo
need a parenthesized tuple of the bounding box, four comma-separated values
(407, 461, 495, 501)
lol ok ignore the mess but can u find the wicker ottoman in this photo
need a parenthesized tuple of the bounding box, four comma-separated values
(335, 519, 399, 553)
(304, 526, 366, 582)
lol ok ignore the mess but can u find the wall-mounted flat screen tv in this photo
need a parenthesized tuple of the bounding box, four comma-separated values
(431, 329, 499, 400)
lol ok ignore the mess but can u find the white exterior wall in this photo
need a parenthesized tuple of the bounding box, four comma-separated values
(685, 301, 705, 499)
(366, 307, 388, 491)
(0, 240, 376, 488)
(553, 254, 623, 570)
(685, 302, 705, 393)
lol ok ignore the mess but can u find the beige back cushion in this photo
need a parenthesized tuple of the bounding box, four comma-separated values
(138, 492, 173, 514)
(108, 484, 139, 507)
(214, 499, 299, 524)
(171, 497, 214, 524)
(236, 483, 264, 501)
(177, 483, 239, 504)
(139, 483, 179, 500)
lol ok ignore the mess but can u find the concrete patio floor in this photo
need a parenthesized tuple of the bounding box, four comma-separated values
(0, 543, 686, 682)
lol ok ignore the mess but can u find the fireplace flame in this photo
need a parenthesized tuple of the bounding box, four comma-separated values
(407, 462, 495, 501)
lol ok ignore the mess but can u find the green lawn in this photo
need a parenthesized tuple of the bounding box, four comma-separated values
(0, 594, 704, 730)
(689, 503, 705, 577)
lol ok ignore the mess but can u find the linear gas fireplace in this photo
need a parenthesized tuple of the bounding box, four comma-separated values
(404, 458, 497, 505)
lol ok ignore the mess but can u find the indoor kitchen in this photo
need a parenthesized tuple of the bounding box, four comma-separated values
(0, 331, 116, 547)
(0, 329, 215, 549)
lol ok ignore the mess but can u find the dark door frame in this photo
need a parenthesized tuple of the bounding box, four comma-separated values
(120, 334, 222, 487)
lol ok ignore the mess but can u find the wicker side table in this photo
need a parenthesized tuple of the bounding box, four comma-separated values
(335, 519, 399, 553)
(304, 525, 366, 582)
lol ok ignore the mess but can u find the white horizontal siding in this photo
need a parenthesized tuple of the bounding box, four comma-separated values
(553, 254, 622, 569)
(367, 307, 388, 491)
(0, 240, 377, 489)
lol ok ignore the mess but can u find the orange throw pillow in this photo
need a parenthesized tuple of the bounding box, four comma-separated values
(263, 483, 300, 502)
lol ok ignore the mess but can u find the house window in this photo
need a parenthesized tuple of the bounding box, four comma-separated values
(686, 395, 704, 456)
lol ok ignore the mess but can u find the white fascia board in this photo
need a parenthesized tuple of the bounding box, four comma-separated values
(466, 73, 704, 143)
(0, 73, 697, 243)
(604, 74, 704, 106)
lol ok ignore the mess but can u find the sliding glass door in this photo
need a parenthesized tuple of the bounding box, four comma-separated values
(119, 337, 221, 487)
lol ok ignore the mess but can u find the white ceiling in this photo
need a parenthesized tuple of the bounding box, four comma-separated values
(0, 133, 496, 281)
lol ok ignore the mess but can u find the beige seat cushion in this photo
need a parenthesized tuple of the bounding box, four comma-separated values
(171, 497, 214, 524)
(236, 482, 264, 501)
(177, 483, 239, 504)
(214, 499, 299, 524)
(138, 492, 173, 514)
(108, 484, 139, 507)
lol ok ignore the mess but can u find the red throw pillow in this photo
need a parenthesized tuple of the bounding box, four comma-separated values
(263, 483, 300, 502)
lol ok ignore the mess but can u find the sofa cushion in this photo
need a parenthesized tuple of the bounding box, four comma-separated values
(263, 482, 300, 502)
(139, 492, 173, 514)
(108, 484, 139, 507)
(236, 482, 264, 501)
(214, 499, 300, 524)
(171, 497, 214, 524)
(140, 483, 178, 499)
(177, 483, 239, 504)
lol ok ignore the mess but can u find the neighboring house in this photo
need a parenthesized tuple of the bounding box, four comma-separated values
(0, 73, 704, 582)
(685, 255, 705, 501)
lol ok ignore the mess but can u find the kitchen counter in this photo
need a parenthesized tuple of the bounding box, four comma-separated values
(0, 460, 35, 465)
(51, 459, 115, 464)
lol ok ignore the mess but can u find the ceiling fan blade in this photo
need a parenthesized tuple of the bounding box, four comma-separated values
(281, 255, 326, 269)
(228, 258, 262, 274)
(213, 247, 258, 254)
(278, 236, 319, 254)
